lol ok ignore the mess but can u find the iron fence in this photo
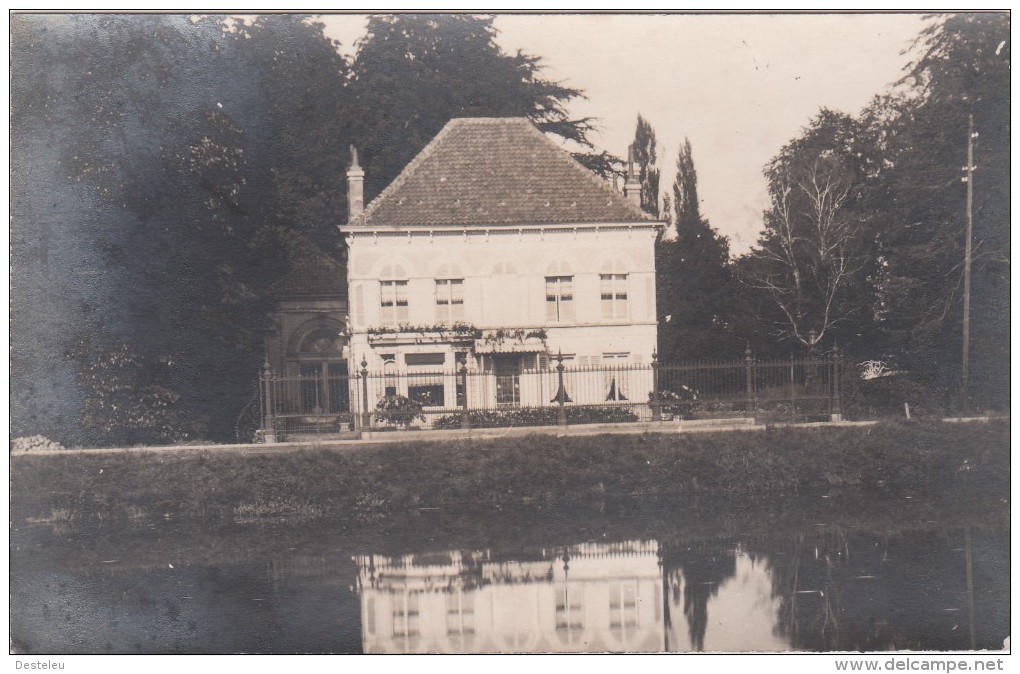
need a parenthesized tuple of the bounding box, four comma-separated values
(259, 350, 846, 441)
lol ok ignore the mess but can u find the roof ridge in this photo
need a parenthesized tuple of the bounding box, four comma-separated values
(352, 116, 657, 227)
(520, 122, 654, 222)
(445, 116, 531, 125)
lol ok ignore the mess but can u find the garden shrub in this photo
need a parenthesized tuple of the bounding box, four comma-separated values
(375, 395, 425, 428)
(11, 435, 65, 452)
(855, 374, 946, 419)
(432, 405, 639, 430)
(653, 386, 699, 419)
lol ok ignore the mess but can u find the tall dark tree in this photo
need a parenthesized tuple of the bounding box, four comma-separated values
(232, 15, 355, 254)
(11, 15, 354, 444)
(631, 114, 660, 217)
(872, 13, 1010, 408)
(347, 14, 609, 200)
(657, 139, 741, 361)
(12, 15, 248, 444)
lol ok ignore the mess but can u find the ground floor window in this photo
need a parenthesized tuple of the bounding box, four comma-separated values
(609, 582, 639, 643)
(603, 352, 630, 401)
(381, 354, 398, 397)
(492, 355, 522, 407)
(406, 352, 446, 407)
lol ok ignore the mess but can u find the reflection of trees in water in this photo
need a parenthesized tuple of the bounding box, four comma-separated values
(747, 527, 1003, 652)
(759, 529, 922, 651)
(660, 541, 737, 651)
(757, 531, 850, 651)
(657, 527, 1007, 653)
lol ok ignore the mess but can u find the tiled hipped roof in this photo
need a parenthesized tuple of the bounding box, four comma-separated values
(352, 117, 654, 227)
(274, 249, 347, 300)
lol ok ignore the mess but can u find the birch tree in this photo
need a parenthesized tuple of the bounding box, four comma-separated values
(740, 145, 866, 353)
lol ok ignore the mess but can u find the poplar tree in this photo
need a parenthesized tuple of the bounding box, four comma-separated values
(631, 114, 660, 217)
(657, 139, 740, 361)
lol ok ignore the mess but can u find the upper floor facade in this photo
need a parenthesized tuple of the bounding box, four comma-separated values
(345, 224, 657, 334)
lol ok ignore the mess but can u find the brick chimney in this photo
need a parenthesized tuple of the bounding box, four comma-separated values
(347, 145, 365, 221)
(623, 144, 641, 206)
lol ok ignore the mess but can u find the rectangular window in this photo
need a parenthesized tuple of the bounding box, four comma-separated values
(407, 352, 445, 407)
(392, 592, 420, 638)
(600, 273, 628, 320)
(603, 353, 630, 401)
(435, 279, 465, 323)
(445, 591, 475, 636)
(522, 353, 543, 373)
(380, 280, 409, 326)
(555, 586, 583, 631)
(545, 276, 574, 323)
(382, 354, 398, 397)
(609, 583, 638, 629)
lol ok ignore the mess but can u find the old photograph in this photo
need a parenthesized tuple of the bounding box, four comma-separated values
(9, 11, 1010, 657)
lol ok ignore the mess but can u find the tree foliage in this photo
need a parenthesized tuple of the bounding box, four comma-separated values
(347, 14, 609, 196)
(11, 13, 610, 444)
(736, 13, 1008, 408)
(737, 112, 871, 354)
(874, 13, 1010, 406)
(657, 139, 742, 361)
(631, 114, 660, 217)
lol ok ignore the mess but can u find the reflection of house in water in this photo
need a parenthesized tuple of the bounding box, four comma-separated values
(355, 539, 791, 653)
(355, 541, 665, 653)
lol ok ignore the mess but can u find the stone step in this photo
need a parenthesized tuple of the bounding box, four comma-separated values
(284, 431, 362, 442)
(674, 417, 756, 427)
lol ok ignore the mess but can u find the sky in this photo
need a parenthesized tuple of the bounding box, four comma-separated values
(317, 12, 926, 255)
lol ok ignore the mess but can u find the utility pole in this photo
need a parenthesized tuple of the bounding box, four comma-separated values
(961, 113, 976, 411)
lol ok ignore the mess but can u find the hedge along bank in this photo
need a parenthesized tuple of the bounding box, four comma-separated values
(9, 420, 1008, 526)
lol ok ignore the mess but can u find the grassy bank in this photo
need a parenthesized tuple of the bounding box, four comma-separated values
(10, 420, 1008, 526)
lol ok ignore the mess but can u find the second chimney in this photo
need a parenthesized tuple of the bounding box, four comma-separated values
(347, 146, 365, 221)
(623, 144, 641, 206)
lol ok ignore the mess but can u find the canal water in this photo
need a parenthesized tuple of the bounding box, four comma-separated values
(10, 505, 1009, 654)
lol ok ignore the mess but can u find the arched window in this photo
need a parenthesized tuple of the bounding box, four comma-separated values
(545, 260, 573, 276)
(379, 263, 408, 279)
(492, 261, 518, 276)
(300, 329, 344, 356)
(434, 262, 463, 278)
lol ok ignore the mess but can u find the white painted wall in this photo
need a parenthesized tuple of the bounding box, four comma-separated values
(345, 225, 659, 368)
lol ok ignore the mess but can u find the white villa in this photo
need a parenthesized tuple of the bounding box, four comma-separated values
(339, 117, 664, 414)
